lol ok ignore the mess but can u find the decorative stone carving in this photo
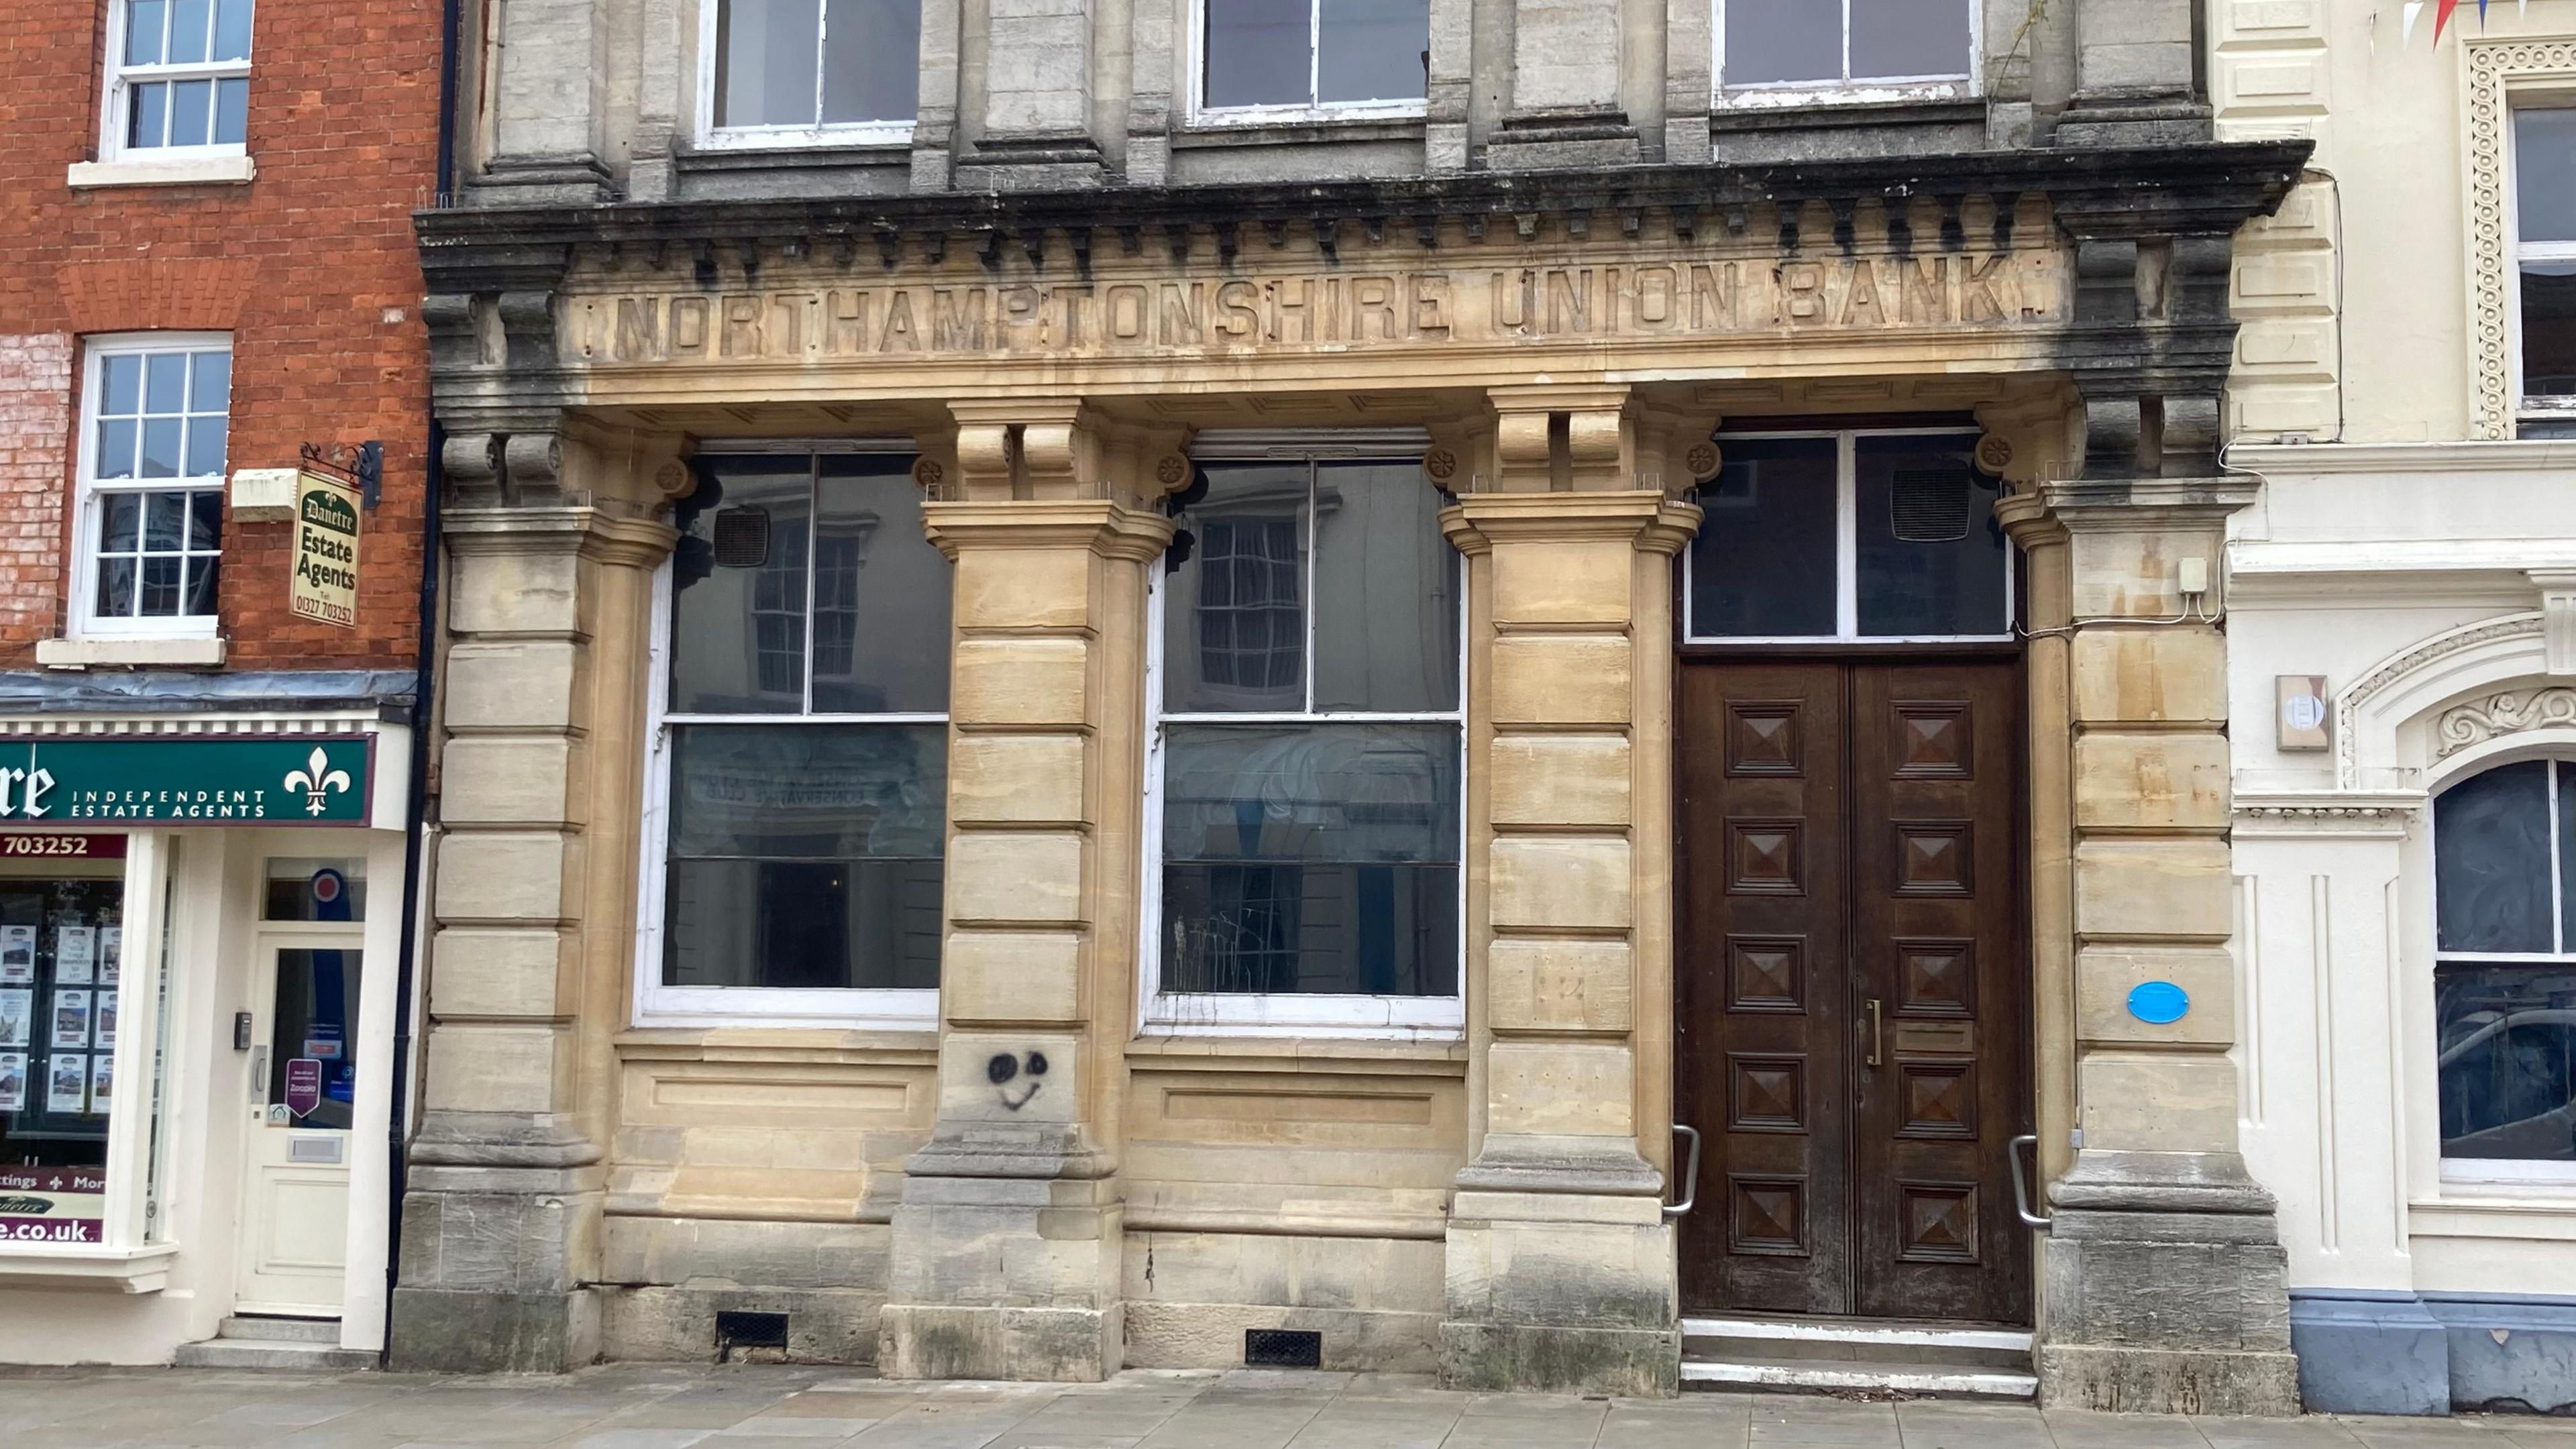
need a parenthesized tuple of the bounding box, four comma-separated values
(2466, 40, 2576, 439)
(2336, 614, 2544, 786)
(2437, 689, 2576, 757)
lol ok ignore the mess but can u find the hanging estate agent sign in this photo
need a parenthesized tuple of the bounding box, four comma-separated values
(0, 737, 370, 824)
(289, 470, 362, 629)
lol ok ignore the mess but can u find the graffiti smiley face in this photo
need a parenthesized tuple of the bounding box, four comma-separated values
(986, 1049, 1051, 1111)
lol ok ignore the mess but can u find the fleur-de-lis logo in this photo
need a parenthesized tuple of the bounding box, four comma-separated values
(284, 747, 352, 817)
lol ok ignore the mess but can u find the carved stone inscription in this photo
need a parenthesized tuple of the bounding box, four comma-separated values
(564, 252, 2066, 366)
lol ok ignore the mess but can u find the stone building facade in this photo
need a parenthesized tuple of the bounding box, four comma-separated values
(400, 0, 2313, 1411)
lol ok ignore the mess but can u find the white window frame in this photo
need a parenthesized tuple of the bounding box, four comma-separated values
(2510, 101, 2576, 431)
(1139, 439, 1466, 1040)
(1188, 0, 1431, 127)
(98, 0, 253, 163)
(631, 441, 941, 1031)
(1714, 0, 1980, 110)
(694, 0, 920, 152)
(2431, 755, 2576, 1186)
(1681, 425, 2015, 645)
(70, 333, 229, 643)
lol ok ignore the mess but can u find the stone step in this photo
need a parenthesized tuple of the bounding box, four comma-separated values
(1682, 1356, 2039, 1401)
(174, 1336, 375, 1373)
(1682, 1316, 2033, 1371)
(216, 1315, 342, 1344)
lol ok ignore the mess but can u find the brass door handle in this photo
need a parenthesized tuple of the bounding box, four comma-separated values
(1866, 998, 1883, 1069)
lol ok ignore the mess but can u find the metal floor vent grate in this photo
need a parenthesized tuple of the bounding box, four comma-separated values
(1244, 1328, 1322, 1368)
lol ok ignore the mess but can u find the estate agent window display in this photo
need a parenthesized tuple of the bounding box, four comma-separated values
(637, 445, 953, 1028)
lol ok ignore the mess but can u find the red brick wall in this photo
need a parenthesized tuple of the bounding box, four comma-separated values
(0, 0, 439, 670)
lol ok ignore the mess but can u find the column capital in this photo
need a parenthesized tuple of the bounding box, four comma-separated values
(939, 400, 1189, 506)
(1442, 492, 1701, 557)
(922, 498, 1175, 563)
(441, 505, 680, 571)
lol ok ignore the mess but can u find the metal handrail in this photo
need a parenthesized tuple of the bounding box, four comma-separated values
(2008, 1133, 2051, 1230)
(1663, 1123, 1703, 1220)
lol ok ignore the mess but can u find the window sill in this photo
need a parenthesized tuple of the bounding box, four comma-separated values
(1707, 96, 1984, 133)
(38, 636, 227, 669)
(1126, 1034, 1467, 1074)
(67, 154, 256, 189)
(1175, 114, 1428, 149)
(0, 1243, 177, 1293)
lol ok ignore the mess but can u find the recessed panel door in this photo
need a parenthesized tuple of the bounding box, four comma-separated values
(235, 937, 362, 1316)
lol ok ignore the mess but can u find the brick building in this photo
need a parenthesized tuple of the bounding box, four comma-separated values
(0, 0, 439, 1364)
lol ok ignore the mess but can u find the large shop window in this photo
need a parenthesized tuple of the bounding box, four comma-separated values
(1718, 0, 1975, 104)
(1145, 455, 1463, 1036)
(708, 0, 920, 143)
(105, 0, 253, 156)
(1198, 0, 1430, 118)
(1684, 427, 2010, 643)
(75, 336, 228, 638)
(2515, 107, 2576, 435)
(641, 449, 950, 1026)
(2435, 758, 2576, 1180)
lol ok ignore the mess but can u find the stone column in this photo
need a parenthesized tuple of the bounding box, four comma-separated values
(876, 402, 1174, 1381)
(392, 428, 682, 1371)
(1487, 0, 1640, 169)
(2027, 471, 2299, 1415)
(470, 0, 616, 203)
(956, 0, 1106, 188)
(1437, 386, 1699, 1397)
(2057, 0, 2210, 146)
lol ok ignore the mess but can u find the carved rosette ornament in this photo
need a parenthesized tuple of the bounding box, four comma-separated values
(2438, 688, 2576, 757)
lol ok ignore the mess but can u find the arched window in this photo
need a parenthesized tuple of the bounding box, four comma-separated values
(2435, 758, 2576, 1171)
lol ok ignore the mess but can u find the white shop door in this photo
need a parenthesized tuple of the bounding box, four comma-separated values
(235, 933, 363, 1315)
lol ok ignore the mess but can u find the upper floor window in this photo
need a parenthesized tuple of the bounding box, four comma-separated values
(1198, 0, 1429, 119)
(1145, 453, 1462, 1036)
(708, 0, 920, 143)
(2434, 757, 2576, 1180)
(76, 336, 228, 637)
(107, 0, 252, 154)
(641, 448, 950, 1027)
(1685, 427, 2010, 643)
(1718, 0, 1974, 105)
(2514, 107, 2576, 431)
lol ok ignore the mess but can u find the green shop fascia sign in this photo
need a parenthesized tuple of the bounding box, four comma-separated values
(0, 737, 372, 825)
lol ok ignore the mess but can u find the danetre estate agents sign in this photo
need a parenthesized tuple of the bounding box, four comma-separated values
(0, 737, 370, 824)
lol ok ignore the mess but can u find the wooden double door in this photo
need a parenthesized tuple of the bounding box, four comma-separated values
(1676, 658, 2031, 1324)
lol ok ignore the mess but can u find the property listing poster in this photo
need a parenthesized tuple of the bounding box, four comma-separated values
(99, 926, 119, 986)
(44, 1054, 85, 1114)
(48, 990, 89, 1051)
(0, 1053, 22, 1112)
(0, 1164, 103, 1243)
(0, 926, 32, 985)
(0, 989, 26, 1049)
(53, 925, 93, 985)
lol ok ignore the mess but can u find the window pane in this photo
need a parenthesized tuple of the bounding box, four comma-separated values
(188, 489, 221, 549)
(140, 419, 181, 478)
(264, 859, 368, 922)
(672, 456, 813, 713)
(820, 0, 920, 124)
(101, 356, 141, 416)
(2525, 263, 2576, 399)
(96, 420, 137, 480)
(168, 0, 209, 62)
(661, 724, 945, 991)
(1849, 0, 1968, 80)
(2517, 109, 2576, 246)
(93, 557, 135, 619)
(810, 455, 950, 714)
(716, 0, 824, 127)
(1689, 437, 1838, 637)
(128, 83, 167, 148)
(182, 556, 219, 616)
(212, 76, 248, 146)
(139, 557, 180, 616)
(1855, 435, 2007, 637)
(1161, 723, 1460, 997)
(1311, 462, 1456, 712)
(143, 492, 183, 550)
(1167, 463, 1307, 712)
(188, 350, 229, 411)
(99, 494, 140, 553)
(144, 354, 186, 413)
(125, 0, 167, 64)
(2437, 760, 2555, 953)
(264, 949, 362, 1130)
(1725, 1, 1841, 85)
(184, 417, 225, 478)
(1317, 0, 1426, 103)
(212, 0, 252, 60)
(2438, 962, 2576, 1162)
(1205, 0, 1311, 107)
(167, 78, 212, 146)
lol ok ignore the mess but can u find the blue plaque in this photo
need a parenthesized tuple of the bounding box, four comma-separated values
(2127, 981, 2190, 1024)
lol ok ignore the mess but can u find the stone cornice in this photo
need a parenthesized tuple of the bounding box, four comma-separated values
(2038, 475, 2260, 529)
(1440, 491, 1704, 557)
(2226, 439, 2576, 476)
(415, 144, 2312, 293)
(442, 505, 680, 569)
(921, 498, 1175, 562)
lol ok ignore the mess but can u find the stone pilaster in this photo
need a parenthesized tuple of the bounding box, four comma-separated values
(1437, 386, 1698, 1397)
(2056, 0, 2211, 147)
(875, 402, 1173, 1381)
(469, 0, 616, 203)
(957, 0, 1106, 189)
(392, 488, 676, 1371)
(2020, 473, 2298, 1415)
(1487, 0, 1640, 170)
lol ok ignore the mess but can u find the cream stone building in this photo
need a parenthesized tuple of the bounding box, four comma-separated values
(2210, 0, 2576, 1417)
(400, 0, 2316, 1411)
